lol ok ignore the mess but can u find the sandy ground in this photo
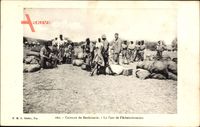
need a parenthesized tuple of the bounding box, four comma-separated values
(23, 62, 177, 114)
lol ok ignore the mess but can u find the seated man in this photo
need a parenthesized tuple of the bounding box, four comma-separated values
(40, 42, 57, 69)
(49, 53, 58, 68)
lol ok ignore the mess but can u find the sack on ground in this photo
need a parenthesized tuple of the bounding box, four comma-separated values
(150, 73, 167, 80)
(81, 64, 87, 70)
(123, 68, 133, 76)
(26, 51, 40, 57)
(167, 61, 177, 75)
(135, 69, 151, 80)
(106, 67, 113, 75)
(77, 52, 84, 59)
(162, 54, 171, 61)
(136, 61, 154, 71)
(109, 64, 124, 75)
(24, 56, 39, 64)
(24, 64, 41, 73)
(168, 72, 177, 80)
(24, 56, 35, 64)
(72, 59, 84, 66)
(30, 58, 39, 64)
(172, 58, 177, 63)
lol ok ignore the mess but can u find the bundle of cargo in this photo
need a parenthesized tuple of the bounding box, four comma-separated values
(23, 64, 41, 73)
(26, 51, 40, 57)
(105, 66, 113, 75)
(24, 55, 40, 64)
(72, 59, 84, 66)
(72, 50, 85, 67)
(162, 54, 171, 61)
(109, 64, 124, 75)
(23, 50, 41, 73)
(166, 60, 177, 75)
(77, 52, 84, 59)
(122, 68, 133, 76)
(81, 64, 87, 70)
(136, 60, 177, 80)
(167, 72, 177, 80)
(135, 69, 151, 80)
(105, 65, 133, 76)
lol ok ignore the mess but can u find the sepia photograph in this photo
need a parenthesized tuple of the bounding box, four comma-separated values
(23, 8, 178, 114)
(1, 1, 199, 126)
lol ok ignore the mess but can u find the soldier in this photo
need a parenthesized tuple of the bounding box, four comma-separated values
(52, 37, 59, 55)
(96, 38, 102, 49)
(101, 34, 109, 67)
(133, 40, 140, 61)
(91, 38, 104, 76)
(121, 40, 129, 64)
(40, 42, 53, 69)
(138, 40, 145, 61)
(52, 37, 58, 48)
(91, 36, 114, 76)
(84, 38, 92, 69)
(156, 40, 166, 60)
(111, 33, 122, 65)
(128, 41, 135, 62)
(51, 38, 59, 66)
(90, 41, 95, 65)
(57, 34, 66, 64)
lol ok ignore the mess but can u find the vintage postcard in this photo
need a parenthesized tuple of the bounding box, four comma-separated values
(1, 1, 199, 126)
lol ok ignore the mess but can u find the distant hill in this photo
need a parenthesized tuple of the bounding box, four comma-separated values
(23, 36, 53, 45)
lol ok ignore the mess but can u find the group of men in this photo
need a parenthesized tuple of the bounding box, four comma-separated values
(39, 33, 167, 73)
(82, 33, 147, 65)
(40, 34, 74, 69)
(80, 33, 149, 76)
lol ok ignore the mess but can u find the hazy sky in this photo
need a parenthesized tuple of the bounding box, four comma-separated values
(23, 8, 177, 44)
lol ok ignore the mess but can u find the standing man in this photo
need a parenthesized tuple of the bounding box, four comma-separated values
(57, 34, 65, 63)
(101, 34, 109, 67)
(121, 40, 128, 64)
(91, 38, 104, 76)
(90, 41, 95, 64)
(156, 40, 166, 60)
(138, 40, 145, 61)
(52, 37, 59, 55)
(57, 35, 65, 49)
(128, 41, 135, 62)
(52, 37, 58, 48)
(95, 38, 102, 50)
(133, 40, 140, 62)
(111, 33, 122, 65)
(84, 38, 92, 68)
